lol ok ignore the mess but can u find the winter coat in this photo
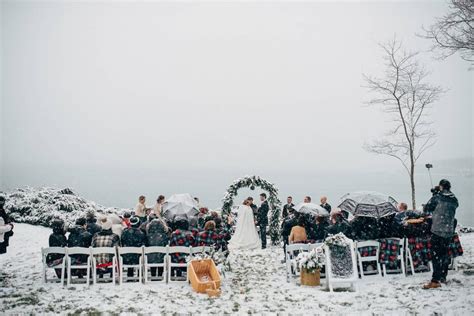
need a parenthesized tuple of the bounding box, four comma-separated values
(91, 229, 120, 266)
(425, 190, 459, 238)
(169, 229, 195, 263)
(47, 232, 67, 265)
(281, 215, 298, 242)
(67, 226, 92, 248)
(120, 227, 146, 264)
(326, 218, 350, 236)
(349, 217, 379, 240)
(289, 226, 307, 244)
(86, 221, 102, 237)
(308, 219, 329, 242)
(146, 219, 169, 263)
(378, 214, 396, 238)
(257, 201, 269, 227)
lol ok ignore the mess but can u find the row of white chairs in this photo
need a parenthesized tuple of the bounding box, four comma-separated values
(286, 237, 440, 284)
(41, 245, 214, 286)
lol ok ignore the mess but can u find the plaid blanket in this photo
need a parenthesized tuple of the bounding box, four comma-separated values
(358, 234, 464, 270)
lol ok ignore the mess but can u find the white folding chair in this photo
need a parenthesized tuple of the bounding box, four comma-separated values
(381, 238, 406, 277)
(118, 247, 144, 284)
(42, 247, 67, 285)
(324, 240, 359, 292)
(144, 246, 168, 283)
(405, 242, 433, 275)
(66, 247, 92, 286)
(91, 247, 118, 285)
(190, 246, 213, 257)
(167, 246, 191, 283)
(285, 243, 310, 282)
(356, 240, 381, 278)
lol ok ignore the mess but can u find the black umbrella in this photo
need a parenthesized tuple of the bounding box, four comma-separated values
(338, 191, 397, 219)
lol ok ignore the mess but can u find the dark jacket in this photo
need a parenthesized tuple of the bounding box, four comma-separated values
(282, 203, 295, 219)
(349, 217, 379, 240)
(308, 219, 329, 242)
(425, 190, 459, 238)
(281, 214, 298, 243)
(326, 217, 350, 236)
(67, 226, 92, 248)
(320, 203, 332, 213)
(47, 231, 67, 265)
(86, 221, 102, 237)
(257, 200, 269, 227)
(146, 219, 169, 263)
(121, 227, 146, 264)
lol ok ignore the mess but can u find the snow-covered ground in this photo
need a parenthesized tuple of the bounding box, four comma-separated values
(1, 224, 474, 314)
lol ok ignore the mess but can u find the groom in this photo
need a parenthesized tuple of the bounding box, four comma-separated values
(257, 193, 269, 249)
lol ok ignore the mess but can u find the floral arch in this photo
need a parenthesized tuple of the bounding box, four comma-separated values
(221, 175, 282, 244)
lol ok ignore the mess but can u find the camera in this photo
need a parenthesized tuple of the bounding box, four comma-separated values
(430, 185, 441, 195)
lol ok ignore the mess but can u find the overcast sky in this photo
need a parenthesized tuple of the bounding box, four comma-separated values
(1, 1, 472, 194)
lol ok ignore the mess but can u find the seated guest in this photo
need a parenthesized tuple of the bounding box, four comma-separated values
(146, 217, 170, 277)
(189, 217, 200, 238)
(0, 197, 13, 255)
(169, 218, 195, 278)
(289, 216, 308, 244)
(121, 212, 132, 229)
(349, 216, 379, 240)
(47, 219, 68, 277)
(308, 215, 329, 242)
(196, 220, 221, 249)
(121, 217, 146, 278)
(198, 208, 209, 229)
(92, 219, 120, 276)
(326, 208, 350, 236)
(393, 203, 426, 237)
(215, 216, 231, 252)
(85, 211, 102, 236)
(68, 217, 93, 277)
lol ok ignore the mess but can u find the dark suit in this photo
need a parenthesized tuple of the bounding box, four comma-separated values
(282, 203, 295, 219)
(257, 200, 269, 249)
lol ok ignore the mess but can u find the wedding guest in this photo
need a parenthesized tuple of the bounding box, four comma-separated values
(68, 217, 93, 277)
(47, 219, 67, 277)
(308, 215, 329, 242)
(169, 218, 195, 277)
(257, 193, 269, 249)
(121, 217, 146, 278)
(121, 212, 132, 229)
(196, 220, 221, 249)
(198, 207, 209, 229)
(134, 195, 147, 223)
(304, 196, 312, 203)
(326, 208, 350, 236)
(92, 219, 120, 277)
(189, 217, 200, 238)
(146, 217, 170, 277)
(85, 211, 102, 236)
(153, 195, 165, 217)
(215, 216, 231, 252)
(281, 210, 298, 259)
(320, 196, 331, 213)
(0, 196, 13, 254)
(282, 196, 295, 219)
(289, 216, 308, 244)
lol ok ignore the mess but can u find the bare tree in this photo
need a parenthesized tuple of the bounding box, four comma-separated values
(420, 0, 474, 67)
(363, 38, 445, 210)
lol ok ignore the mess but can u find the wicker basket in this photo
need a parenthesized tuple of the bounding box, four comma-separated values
(300, 268, 320, 286)
(188, 259, 221, 295)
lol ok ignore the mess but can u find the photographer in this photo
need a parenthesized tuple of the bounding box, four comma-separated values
(0, 196, 14, 254)
(422, 179, 459, 289)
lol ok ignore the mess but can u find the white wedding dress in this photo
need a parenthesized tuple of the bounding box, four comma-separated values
(228, 205, 261, 250)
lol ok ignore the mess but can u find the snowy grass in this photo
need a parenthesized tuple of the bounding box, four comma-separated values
(1, 224, 474, 314)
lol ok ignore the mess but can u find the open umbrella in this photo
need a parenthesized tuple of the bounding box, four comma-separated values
(338, 191, 397, 219)
(162, 193, 199, 221)
(294, 202, 329, 217)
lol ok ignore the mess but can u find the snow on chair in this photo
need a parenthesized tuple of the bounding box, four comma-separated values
(308, 243, 326, 279)
(356, 240, 382, 278)
(118, 246, 144, 284)
(66, 247, 92, 286)
(324, 239, 359, 292)
(285, 243, 310, 282)
(167, 246, 191, 283)
(144, 246, 169, 283)
(91, 247, 118, 285)
(381, 238, 406, 277)
(42, 247, 67, 285)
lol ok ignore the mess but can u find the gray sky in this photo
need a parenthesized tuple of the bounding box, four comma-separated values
(1, 1, 472, 200)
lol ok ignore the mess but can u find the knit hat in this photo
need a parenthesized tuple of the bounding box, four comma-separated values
(101, 218, 113, 230)
(123, 211, 132, 219)
(439, 179, 451, 191)
(130, 216, 140, 228)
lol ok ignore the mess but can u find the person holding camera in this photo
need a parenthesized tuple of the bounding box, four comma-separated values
(422, 179, 458, 289)
(0, 196, 14, 254)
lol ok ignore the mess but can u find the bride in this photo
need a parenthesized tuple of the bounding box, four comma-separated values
(228, 199, 261, 250)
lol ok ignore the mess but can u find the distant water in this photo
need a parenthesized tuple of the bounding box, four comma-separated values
(3, 164, 473, 226)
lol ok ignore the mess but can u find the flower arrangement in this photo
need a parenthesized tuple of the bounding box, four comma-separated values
(324, 232, 351, 247)
(296, 246, 325, 273)
(189, 249, 231, 276)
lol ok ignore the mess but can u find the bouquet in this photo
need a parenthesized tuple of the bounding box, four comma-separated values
(296, 246, 325, 273)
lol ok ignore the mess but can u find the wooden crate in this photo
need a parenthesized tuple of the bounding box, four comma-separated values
(188, 259, 221, 294)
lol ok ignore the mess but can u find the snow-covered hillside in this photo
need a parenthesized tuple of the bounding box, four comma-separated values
(1, 223, 474, 314)
(0, 187, 128, 227)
